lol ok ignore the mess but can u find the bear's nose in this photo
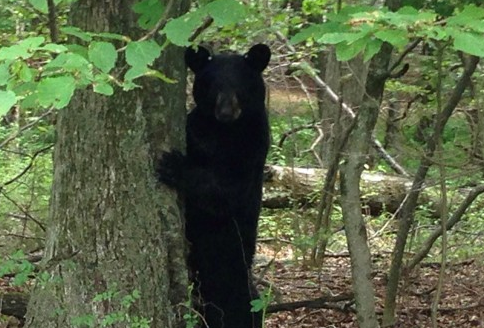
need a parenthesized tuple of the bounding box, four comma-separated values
(215, 93, 241, 123)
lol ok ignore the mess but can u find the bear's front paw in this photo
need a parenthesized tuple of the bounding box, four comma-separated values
(156, 150, 184, 189)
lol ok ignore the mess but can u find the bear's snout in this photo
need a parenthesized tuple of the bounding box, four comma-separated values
(215, 93, 241, 123)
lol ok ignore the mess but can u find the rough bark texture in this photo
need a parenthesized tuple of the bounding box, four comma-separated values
(338, 37, 396, 328)
(317, 51, 369, 167)
(24, 1, 190, 328)
(313, 49, 369, 263)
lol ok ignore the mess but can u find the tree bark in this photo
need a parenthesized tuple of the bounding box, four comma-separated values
(338, 0, 401, 322)
(24, 1, 190, 328)
(339, 45, 394, 328)
(312, 48, 369, 263)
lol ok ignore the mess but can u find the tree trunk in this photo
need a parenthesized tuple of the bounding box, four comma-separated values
(339, 40, 395, 328)
(383, 101, 401, 152)
(24, 1, 190, 328)
(317, 51, 369, 167)
(312, 48, 369, 263)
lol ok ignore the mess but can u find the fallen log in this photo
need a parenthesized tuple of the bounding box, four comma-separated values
(263, 165, 417, 216)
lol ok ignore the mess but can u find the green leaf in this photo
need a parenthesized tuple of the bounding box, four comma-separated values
(250, 299, 264, 312)
(0, 45, 30, 60)
(0, 90, 16, 115)
(121, 80, 140, 91)
(12, 81, 37, 97)
(125, 40, 161, 68)
(19, 36, 45, 50)
(44, 52, 91, 72)
(20, 93, 39, 109)
(420, 26, 448, 41)
(93, 73, 114, 96)
(447, 4, 484, 27)
(467, 20, 484, 33)
(206, 0, 246, 26)
(40, 43, 69, 53)
(0, 63, 10, 86)
(335, 37, 367, 61)
(374, 29, 409, 49)
(327, 5, 374, 22)
(383, 7, 436, 28)
(125, 65, 149, 81)
(291, 25, 317, 44)
(37, 76, 76, 109)
(293, 21, 344, 45)
(453, 32, 484, 57)
(0, 37, 45, 60)
(29, 0, 48, 13)
(89, 41, 117, 73)
(146, 69, 177, 83)
(163, 11, 204, 46)
(319, 32, 360, 45)
(93, 81, 114, 95)
(396, 6, 419, 16)
(65, 44, 89, 58)
(363, 38, 383, 62)
(19, 62, 33, 82)
(96, 32, 129, 41)
(61, 26, 93, 42)
(132, 0, 165, 29)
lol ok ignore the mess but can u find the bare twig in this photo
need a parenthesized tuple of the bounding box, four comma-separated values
(0, 144, 53, 233)
(1, 144, 54, 189)
(274, 30, 410, 177)
(0, 109, 53, 149)
(139, 0, 175, 42)
(188, 16, 214, 42)
(277, 123, 316, 148)
(371, 135, 410, 177)
(1, 192, 46, 232)
(267, 292, 355, 313)
(117, 0, 175, 52)
(388, 38, 421, 74)
(383, 55, 480, 326)
(406, 184, 484, 271)
(3, 233, 45, 240)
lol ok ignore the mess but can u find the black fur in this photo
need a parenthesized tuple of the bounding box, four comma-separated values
(158, 44, 271, 328)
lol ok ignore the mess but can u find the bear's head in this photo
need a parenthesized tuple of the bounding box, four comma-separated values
(185, 44, 271, 123)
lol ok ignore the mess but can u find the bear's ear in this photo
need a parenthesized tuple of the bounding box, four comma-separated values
(244, 44, 271, 72)
(185, 45, 212, 73)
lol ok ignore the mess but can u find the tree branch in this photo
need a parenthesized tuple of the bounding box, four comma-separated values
(383, 55, 480, 326)
(1, 191, 46, 232)
(267, 292, 354, 313)
(0, 109, 53, 149)
(406, 184, 484, 271)
(274, 31, 409, 176)
(1, 144, 54, 189)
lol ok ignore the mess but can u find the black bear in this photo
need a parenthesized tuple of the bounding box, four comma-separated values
(158, 44, 271, 328)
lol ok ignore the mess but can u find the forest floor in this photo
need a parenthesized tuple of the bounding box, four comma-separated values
(257, 245, 484, 328)
(0, 249, 482, 327)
